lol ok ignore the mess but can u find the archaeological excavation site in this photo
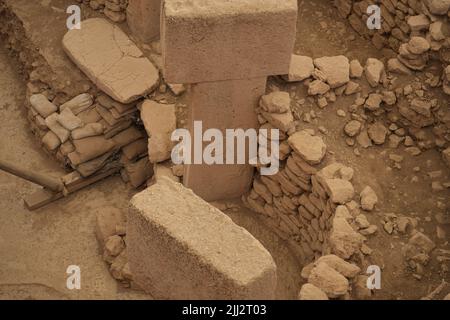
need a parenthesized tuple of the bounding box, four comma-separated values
(0, 0, 449, 305)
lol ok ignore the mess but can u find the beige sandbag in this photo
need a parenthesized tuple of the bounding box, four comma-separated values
(122, 138, 148, 160)
(60, 93, 94, 115)
(111, 126, 144, 149)
(125, 157, 153, 188)
(56, 108, 84, 131)
(30, 94, 58, 118)
(45, 113, 70, 143)
(68, 136, 116, 166)
(71, 123, 104, 140)
(42, 131, 61, 151)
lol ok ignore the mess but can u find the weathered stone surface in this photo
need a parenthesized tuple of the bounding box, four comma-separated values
(127, 0, 161, 43)
(284, 55, 314, 82)
(330, 216, 364, 259)
(63, 18, 159, 103)
(140, 100, 176, 163)
(368, 123, 388, 145)
(298, 283, 329, 300)
(316, 255, 361, 278)
(162, 0, 298, 83)
(127, 177, 277, 299)
(365, 58, 385, 87)
(314, 56, 350, 88)
(360, 186, 378, 211)
(260, 92, 291, 114)
(322, 179, 354, 204)
(308, 80, 330, 96)
(184, 78, 265, 201)
(308, 262, 349, 298)
(288, 131, 327, 165)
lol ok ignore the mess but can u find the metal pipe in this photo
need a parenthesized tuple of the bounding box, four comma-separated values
(0, 159, 63, 192)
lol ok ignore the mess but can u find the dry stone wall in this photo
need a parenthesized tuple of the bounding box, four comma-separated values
(333, 0, 450, 94)
(77, 0, 129, 23)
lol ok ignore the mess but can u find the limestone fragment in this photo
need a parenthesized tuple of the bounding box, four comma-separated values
(288, 131, 327, 165)
(360, 186, 378, 211)
(284, 55, 314, 82)
(314, 56, 350, 88)
(298, 283, 329, 300)
(308, 262, 349, 298)
(364, 58, 385, 87)
(260, 92, 291, 114)
(140, 100, 176, 163)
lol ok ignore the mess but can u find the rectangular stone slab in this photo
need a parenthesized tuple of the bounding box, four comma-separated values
(63, 18, 159, 104)
(184, 77, 266, 201)
(127, 0, 161, 43)
(127, 177, 277, 299)
(162, 0, 298, 83)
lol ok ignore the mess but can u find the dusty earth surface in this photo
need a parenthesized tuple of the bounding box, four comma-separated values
(0, 0, 449, 300)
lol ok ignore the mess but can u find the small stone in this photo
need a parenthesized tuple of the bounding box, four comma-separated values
(356, 130, 372, 148)
(349, 59, 363, 78)
(314, 56, 350, 88)
(337, 109, 346, 117)
(308, 80, 330, 95)
(104, 235, 125, 257)
(260, 92, 291, 113)
(407, 37, 430, 55)
(365, 93, 382, 111)
(284, 55, 314, 82)
(383, 221, 394, 234)
(355, 214, 371, 229)
(316, 254, 361, 278)
(323, 179, 355, 204)
(365, 58, 385, 87)
(288, 130, 327, 165)
(330, 216, 364, 259)
(308, 262, 349, 298)
(298, 283, 329, 300)
(367, 123, 388, 145)
(360, 186, 378, 211)
(344, 120, 362, 137)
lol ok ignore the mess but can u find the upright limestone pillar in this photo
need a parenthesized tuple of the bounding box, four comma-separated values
(162, 0, 298, 201)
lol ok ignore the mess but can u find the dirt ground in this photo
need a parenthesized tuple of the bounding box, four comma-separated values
(0, 0, 449, 300)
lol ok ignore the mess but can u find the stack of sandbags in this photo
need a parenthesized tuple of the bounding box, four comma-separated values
(28, 92, 150, 183)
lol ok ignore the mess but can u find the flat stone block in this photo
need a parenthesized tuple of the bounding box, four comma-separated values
(184, 77, 266, 201)
(127, 177, 277, 299)
(63, 18, 159, 104)
(162, 0, 298, 83)
(127, 0, 161, 43)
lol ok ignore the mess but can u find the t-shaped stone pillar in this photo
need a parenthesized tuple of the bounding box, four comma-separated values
(162, 0, 297, 201)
